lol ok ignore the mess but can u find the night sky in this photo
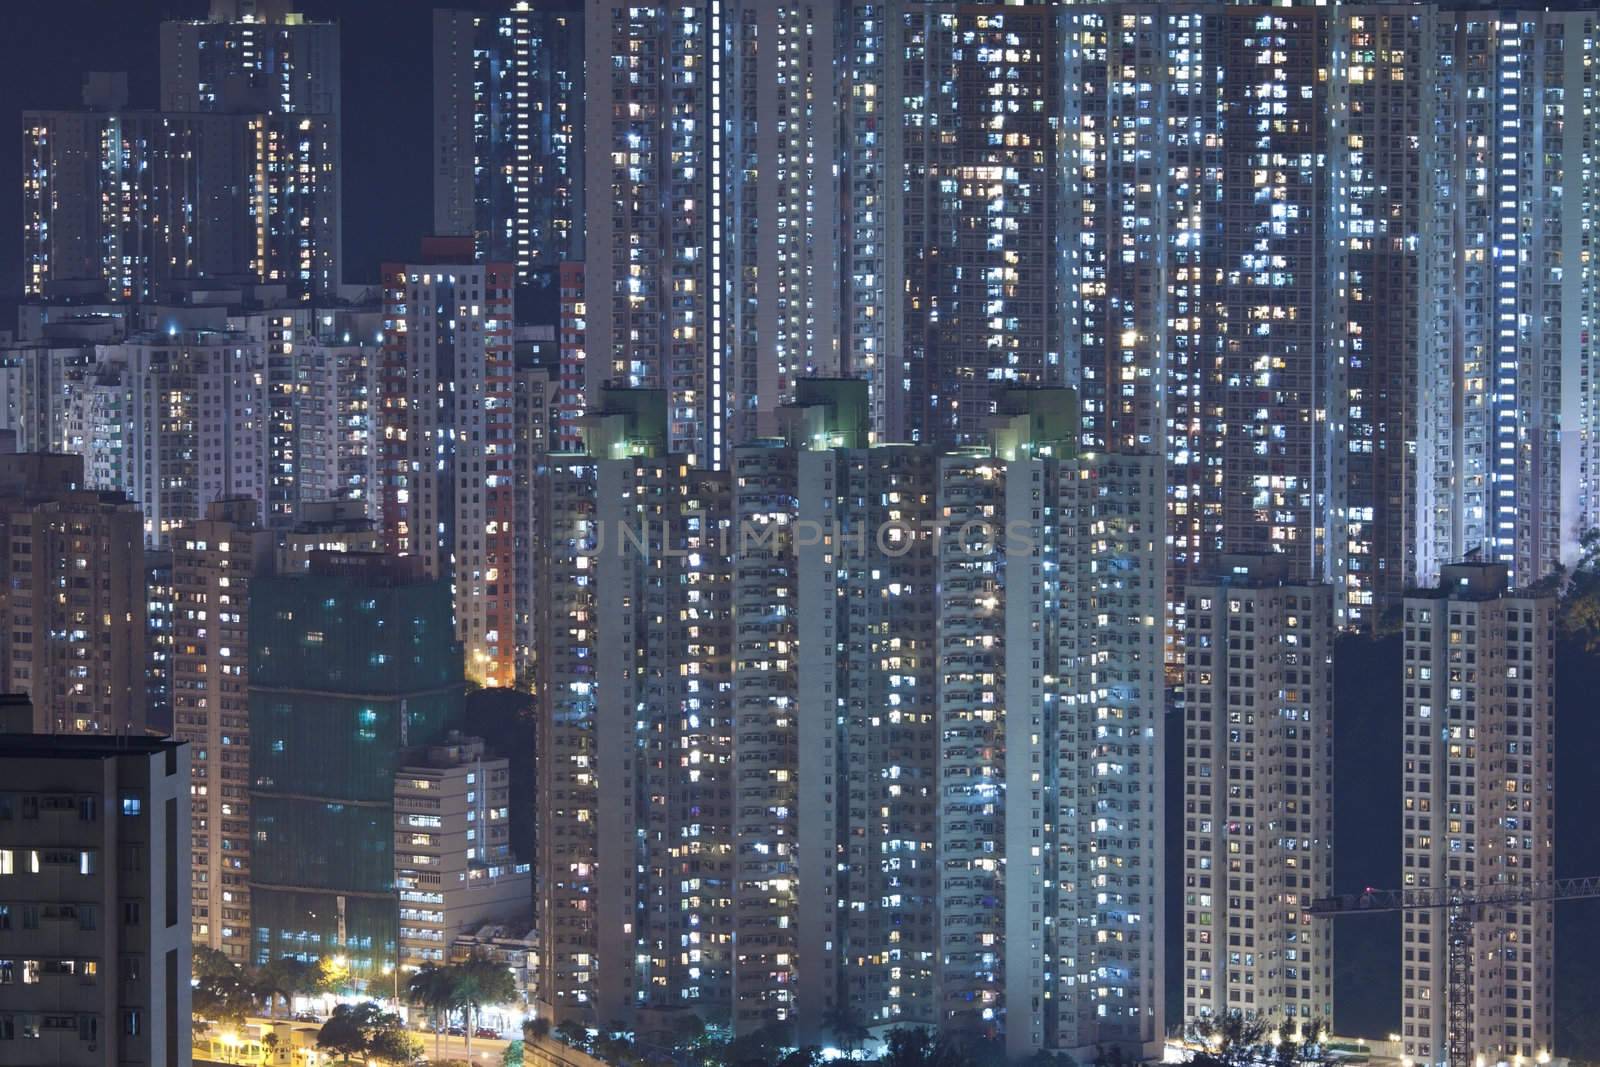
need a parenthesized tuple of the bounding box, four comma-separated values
(0, 0, 505, 303)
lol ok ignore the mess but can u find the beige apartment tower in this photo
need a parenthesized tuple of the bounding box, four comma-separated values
(1400, 564, 1555, 1066)
(1182, 555, 1335, 1030)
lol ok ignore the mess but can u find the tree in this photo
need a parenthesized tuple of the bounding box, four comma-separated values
(503, 1039, 526, 1067)
(776, 1047, 824, 1067)
(368, 1028, 425, 1066)
(192, 946, 240, 982)
(255, 956, 316, 1020)
(1022, 1053, 1077, 1067)
(316, 1008, 371, 1064)
(317, 1002, 404, 1065)
(454, 954, 518, 1054)
(877, 1028, 966, 1067)
(824, 1004, 872, 1060)
(554, 1019, 592, 1051)
(1186, 1012, 1272, 1067)
(595, 1031, 638, 1065)
(1092, 1046, 1130, 1067)
(316, 954, 353, 995)
(721, 1020, 793, 1067)
(407, 964, 461, 1060)
(666, 1011, 707, 1058)
(524, 1016, 552, 1042)
(192, 972, 253, 1030)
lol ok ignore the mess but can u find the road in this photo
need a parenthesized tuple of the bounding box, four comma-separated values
(201, 1016, 513, 1064)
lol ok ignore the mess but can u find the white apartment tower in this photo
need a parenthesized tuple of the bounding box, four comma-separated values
(1417, 10, 1599, 589)
(1400, 563, 1556, 1067)
(99, 330, 269, 547)
(1058, 3, 1599, 632)
(1182, 556, 1335, 1030)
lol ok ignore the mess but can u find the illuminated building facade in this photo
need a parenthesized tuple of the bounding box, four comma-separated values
(380, 240, 517, 688)
(1060, 3, 1598, 632)
(0, 728, 192, 1067)
(1060, 4, 1342, 641)
(556, 261, 587, 453)
(512, 357, 556, 690)
(837, 2, 901, 441)
(1181, 555, 1335, 1029)
(170, 497, 273, 962)
(161, 0, 342, 289)
(22, 108, 338, 302)
(394, 735, 531, 971)
(274, 498, 384, 574)
(729, 392, 941, 1041)
(434, 3, 584, 299)
(898, 6, 1059, 446)
(160, 1, 340, 118)
(1400, 563, 1556, 1067)
(245, 305, 384, 529)
(533, 390, 734, 1024)
(0, 453, 146, 737)
(1418, 9, 1599, 590)
(535, 385, 1164, 1056)
(79, 329, 269, 547)
(582, 1, 842, 468)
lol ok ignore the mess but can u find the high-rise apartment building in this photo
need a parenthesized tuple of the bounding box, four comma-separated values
(249, 553, 463, 975)
(160, 1, 340, 118)
(555, 261, 586, 453)
(1061, 5, 1342, 636)
(161, 0, 341, 289)
(7, 293, 381, 540)
(897, 6, 1058, 446)
(1400, 563, 1556, 1067)
(23, 0, 340, 301)
(511, 358, 555, 690)
(434, 3, 583, 300)
(246, 304, 384, 529)
(1058, 3, 1598, 631)
(1417, 9, 1599, 590)
(534, 385, 1165, 1058)
(0, 724, 192, 1067)
(380, 239, 517, 688)
(146, 549, 176, 734)
(0, 453, 146, 736)
(394, 734, 531, 971)
(582, 1, 841, 467)
(170, 497, 273, 962)
(88, 327, 269, 546)
(534, 389, 735, 1024)
(22, 107, 339, 302)
(1181, 555, 1335, 1029)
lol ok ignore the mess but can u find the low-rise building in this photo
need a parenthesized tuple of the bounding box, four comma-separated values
(395, 735, 530, 970)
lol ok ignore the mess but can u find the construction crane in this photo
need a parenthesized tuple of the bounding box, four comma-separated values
(1311, 876, 1600, 1067)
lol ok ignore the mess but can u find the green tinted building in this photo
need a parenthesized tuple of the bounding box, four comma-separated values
(249, 553, 463, 974)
